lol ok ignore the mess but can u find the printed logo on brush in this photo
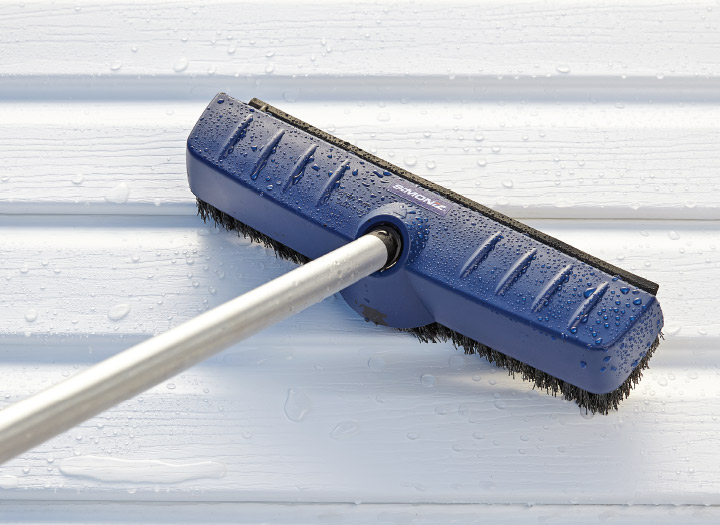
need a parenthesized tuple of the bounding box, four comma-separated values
(387, 181, 453, 216)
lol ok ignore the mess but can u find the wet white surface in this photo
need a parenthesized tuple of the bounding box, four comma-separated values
(1, 0, 719, 522)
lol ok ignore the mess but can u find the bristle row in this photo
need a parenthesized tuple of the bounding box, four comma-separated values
(197, 198, 310, 265)
(402, 323, 660, 415)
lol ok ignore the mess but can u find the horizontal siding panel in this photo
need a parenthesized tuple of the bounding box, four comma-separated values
(1, 101, 718, 219)
(0, 1, 717, 78)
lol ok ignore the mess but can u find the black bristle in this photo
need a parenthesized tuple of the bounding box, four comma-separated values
(197, 198, 656, 415)
(401, 323, 660, 415)
(197, 198, 309, 265)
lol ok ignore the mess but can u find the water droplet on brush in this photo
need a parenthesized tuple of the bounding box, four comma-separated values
(71, 174, 84, 185)
(420, 373, 435, 387)
(667, 230, 680, 240)
(556, 64, 571, 74)
(330, 421, 360, 440)
(377, 112, 390, 122)
(477, 158, 487, 167)
(406, 432, 419, 440)
(284, 388, 311, 422)
(403, 156, 417, 167)
(110, 61, 122, 71)
(265, 63, 275, 74)
(104, 182, 129, 204)
(107, 304, 130, 321)
(502, 180, 514, 188)
(24, 308, 38, 322)
(425, 161, 436, 170)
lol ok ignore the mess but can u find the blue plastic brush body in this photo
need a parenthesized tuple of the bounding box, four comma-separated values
(187, 94, 664, 396)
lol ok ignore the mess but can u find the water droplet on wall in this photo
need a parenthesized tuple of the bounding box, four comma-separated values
(107, 304, 130, 321)
(284, 388, 312, 422)
(173, 57, 189, 72)
(330, 421, 360, 440)
(420, 373, 435, 387)
(104, 182, 130, 204)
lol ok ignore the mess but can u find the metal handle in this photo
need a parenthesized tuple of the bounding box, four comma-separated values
(0, 233, 392, 464)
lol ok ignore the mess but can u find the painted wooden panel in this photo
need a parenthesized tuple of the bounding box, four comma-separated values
(0, 0, 718, 521)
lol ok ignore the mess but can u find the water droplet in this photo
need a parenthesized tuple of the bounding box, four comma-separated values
(377, 112, 390, 122)
(284, 388, 311, 422)
(173, 57, 189, 72)
(265, 63, 275, 74)
(367, 357, 385, 371)
(477, 158, 487, 167)
(493, 399, 507, 410)
(282, 89, 299, 103)
(107, 304, 130, 321)
(420, 373, 435, 387)
(556, 64, 571, 74)
(425, 161, 436, 170)
(474, 134, 484, 142)
(448, 354, 465, 370)
(110, 61, 122, 71)
(580, 361, 587, 368)
(59, 456, 226, 483)
(71, 174, 84, 185)
(24, 308, 38, 322)
(580, 407, 594, 419)
(330, 421, 360, 440)
(403, 156, 417, 167)
(668, 230, 680, 240)
(633, 298, 642, 305)
(166, 383, 176, 390)
(406, 432, 419, 440)
(502, 180, 514, 188)
(104, 182, 130, 204)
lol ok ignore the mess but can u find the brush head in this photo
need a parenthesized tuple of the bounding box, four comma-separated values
(188, 94, 664, 413)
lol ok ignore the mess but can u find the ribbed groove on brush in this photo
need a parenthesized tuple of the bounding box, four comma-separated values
(495, 248, 537, 295)
(318, 159, 351, 205)
(218, 114, 253, 161)
(568, 281, 609, 331)
(532, 264, 574, 313)
(250, 129, 285, 181)
(459, 231, 503, 279)
(284, 144, 318, 192)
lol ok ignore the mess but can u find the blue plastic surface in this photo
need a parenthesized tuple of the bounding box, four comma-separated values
(187, 94, 664, 395)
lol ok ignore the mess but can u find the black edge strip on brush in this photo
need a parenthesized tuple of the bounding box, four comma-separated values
(402, 323, 662, 415)
(248, 97, 659, 296)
